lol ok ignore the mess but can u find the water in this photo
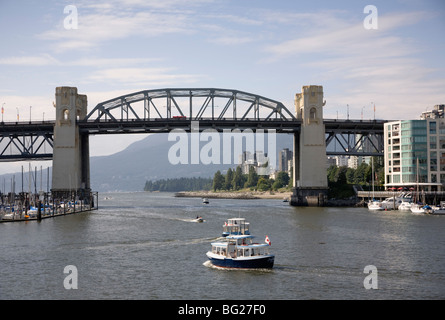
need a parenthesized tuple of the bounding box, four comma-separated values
(1, 192, 444, 300)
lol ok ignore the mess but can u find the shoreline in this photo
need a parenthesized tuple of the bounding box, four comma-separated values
(174, 190, 361, 206)
(175, 190, 292, 200)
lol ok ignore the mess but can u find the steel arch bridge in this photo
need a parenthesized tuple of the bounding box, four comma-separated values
(84, 88, 296, 122)
(0, 88, 386, 161)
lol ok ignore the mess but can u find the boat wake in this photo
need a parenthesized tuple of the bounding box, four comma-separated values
(203, 260, 273, 272)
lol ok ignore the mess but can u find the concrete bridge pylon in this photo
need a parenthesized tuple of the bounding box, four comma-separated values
(290, 85, 328, 206)
(51, 87, 90, 199)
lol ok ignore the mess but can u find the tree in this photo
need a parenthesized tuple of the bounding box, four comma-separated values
(327, 165, 339, 183)
(272, 171, 290, 190)
(213, 170, 224, 191)
(337, 166, 348, 184)
(224, 167, 233, 190)
(245, 166, 259, 188)
(354, 162, 368, 184)
(232, 166, 244, 190)
(257, 177, 272, 191)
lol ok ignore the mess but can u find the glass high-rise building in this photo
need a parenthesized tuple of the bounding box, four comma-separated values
(384, 118, 445, 191)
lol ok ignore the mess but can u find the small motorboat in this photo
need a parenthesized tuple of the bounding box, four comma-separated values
(194, 216, 204, 223)
(202, 198, 209, 204)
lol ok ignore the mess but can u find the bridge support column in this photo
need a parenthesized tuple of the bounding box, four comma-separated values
(290, 85, 328, 206)
(51, 87, 90, 200)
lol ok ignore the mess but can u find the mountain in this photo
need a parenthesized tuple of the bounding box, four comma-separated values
(90, 132, 293, 191)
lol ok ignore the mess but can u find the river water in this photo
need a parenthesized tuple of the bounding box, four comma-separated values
(1, 192, 444, 300)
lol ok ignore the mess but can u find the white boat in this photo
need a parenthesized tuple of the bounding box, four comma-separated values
(381, 193, 413, 210)
(207, 234, 274, 269)
(2, 213, 17, 220)
(381, 197, 403, 210)
(410, 203, 428, 214)
(202, 198, 209, 204)
(398, 200, 413, 211)
(368, 200, 383, 211)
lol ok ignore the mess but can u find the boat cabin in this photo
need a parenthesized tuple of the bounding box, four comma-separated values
(222, 218, 250, 236)
(210, 235, 270, 259)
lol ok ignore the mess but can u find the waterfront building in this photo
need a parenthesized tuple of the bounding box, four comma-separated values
(384, 117, 445, 191)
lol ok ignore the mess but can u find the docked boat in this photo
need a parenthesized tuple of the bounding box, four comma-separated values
(398, 200, 413, 211)
(206, 234, 274, 269)
(431, 201, 445, 215)
(410, 203, 428, 214)
(368, 200, 383, 211)
(222, 217, 250, 237)
(431, 207, 445, 215)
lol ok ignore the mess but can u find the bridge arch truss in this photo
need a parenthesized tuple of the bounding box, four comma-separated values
(85, 88, 296, 122)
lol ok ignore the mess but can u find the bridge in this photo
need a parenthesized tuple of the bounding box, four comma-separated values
(0, 86, 386, 206)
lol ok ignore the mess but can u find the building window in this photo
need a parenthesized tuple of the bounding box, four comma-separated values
(310, 107, 316, 119)
(430, 121, 437, 134)
(431, 174, 437, 183)
(430, 136, 437, 149)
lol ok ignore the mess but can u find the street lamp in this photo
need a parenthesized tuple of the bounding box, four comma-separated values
(16, 107, 19, 122)
(30, 105, 32, 122)
(1, 102, 5, 123)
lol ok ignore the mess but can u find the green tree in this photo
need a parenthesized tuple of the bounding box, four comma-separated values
(224, 167, 233, 190)
(337, 166, 348, 184)
(354, 162, 369, 184)
(272, 171, 290, 190)
(213, 170, 224, 191)
(257, 177, 272, 191)
(346, 168, 355, 184)
(327, 165, 339, 183)
(245, 166, 259, 188)
(232, 166, 244, 190)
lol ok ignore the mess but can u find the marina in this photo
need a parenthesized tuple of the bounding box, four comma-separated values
(0, 191, 99, 222)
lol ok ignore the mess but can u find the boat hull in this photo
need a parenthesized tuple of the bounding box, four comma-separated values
(207, 253, 274, 269)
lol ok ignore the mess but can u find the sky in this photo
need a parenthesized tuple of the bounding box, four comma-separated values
(0, 0, 444, 174)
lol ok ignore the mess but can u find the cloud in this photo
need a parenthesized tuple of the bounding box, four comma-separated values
(263, 10, 445, 120)
(37, 0, 214, 52)
(85, 67, 205, 87)
(265, 11, 427, 59)
(0, 54, 59, 66)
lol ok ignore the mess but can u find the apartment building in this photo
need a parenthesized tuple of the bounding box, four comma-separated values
(384, 118, 445, 191)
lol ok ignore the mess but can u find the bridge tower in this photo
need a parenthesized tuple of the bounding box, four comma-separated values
(290, 85, 328, 206)
(51, 87, 90, 199)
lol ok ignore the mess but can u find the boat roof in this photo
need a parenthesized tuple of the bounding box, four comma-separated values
(227, 218, 246, 221)
(226, 234, 253, 239)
